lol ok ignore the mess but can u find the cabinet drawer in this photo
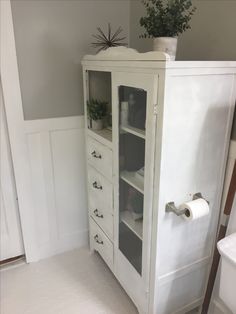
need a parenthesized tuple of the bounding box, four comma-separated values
(87, 136, 112, 180)
(90, 218, 113, 271)
(87, 166, 113, 209)
(89, 195, 113, 240)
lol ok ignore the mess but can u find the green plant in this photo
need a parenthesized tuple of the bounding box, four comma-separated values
(140, 0, 196, 38)
(87, 99, 108, 121)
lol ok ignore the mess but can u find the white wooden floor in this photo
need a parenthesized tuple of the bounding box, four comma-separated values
(0, 248, 138, 314)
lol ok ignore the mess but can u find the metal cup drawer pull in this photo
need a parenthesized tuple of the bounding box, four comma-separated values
(94, 234, 103, 245)
(93, 209, 104, 218)
(91, 150, 102, 159)
(92, 181, 103, 190)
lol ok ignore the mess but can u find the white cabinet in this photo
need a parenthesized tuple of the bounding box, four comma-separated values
(82, 48, 236, 314)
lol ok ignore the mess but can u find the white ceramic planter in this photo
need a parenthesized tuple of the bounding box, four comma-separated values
(153, 37, 178, 60)
(92, 119, 103, 130)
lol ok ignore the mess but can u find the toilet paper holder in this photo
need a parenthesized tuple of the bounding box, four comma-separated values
(165, 193, 209, 216)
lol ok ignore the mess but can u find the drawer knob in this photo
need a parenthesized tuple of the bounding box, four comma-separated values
(93, 181, 103, 190)
(93, 209, 104, 218)
(91, 151, 102, 159)
(94, 234, 103, 245)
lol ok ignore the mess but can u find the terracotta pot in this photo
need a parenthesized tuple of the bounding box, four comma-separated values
(92, 119, 103, 130)
(153, 37, 178, 60)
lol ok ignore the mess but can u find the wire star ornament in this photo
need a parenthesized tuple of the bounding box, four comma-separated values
(91, 23, 127, 53)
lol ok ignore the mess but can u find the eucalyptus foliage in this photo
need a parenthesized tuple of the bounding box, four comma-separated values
(140, 0, 196, 38)
(87, 99, 108, 121)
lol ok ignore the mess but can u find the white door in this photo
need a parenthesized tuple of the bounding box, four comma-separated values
(0, 80, 24, 261)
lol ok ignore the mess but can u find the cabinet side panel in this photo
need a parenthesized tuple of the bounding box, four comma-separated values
(153, 71, 235, 313)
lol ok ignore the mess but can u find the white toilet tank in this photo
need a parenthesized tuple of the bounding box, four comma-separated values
(217, 232, 236, 313)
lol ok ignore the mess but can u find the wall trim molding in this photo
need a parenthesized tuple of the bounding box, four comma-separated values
(38, 229, 88, 261)
(212, 298, 230, 314)
(24, 115, 84, 133)
(173, 297, 203, 314)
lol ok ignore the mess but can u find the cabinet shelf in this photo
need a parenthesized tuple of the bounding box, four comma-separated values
(121, 211, 143, 240)
(120, 170, 144, 194)
(87, 128, 112, 148)
(120, 125, 145, 140)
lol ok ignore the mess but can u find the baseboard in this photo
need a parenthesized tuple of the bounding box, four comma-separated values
(37, 229, 89, 261)
(209, 298, 233, 314)
(172, 297, 203, 314)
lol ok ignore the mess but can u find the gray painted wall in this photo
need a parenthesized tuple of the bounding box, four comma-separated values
(11, 0, 130, 120)
(130, 0, 236, 139)
(130, 0, 236, 59)
(11, 0, 236, 135)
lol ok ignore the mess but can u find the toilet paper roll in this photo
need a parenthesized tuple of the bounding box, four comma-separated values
(179, 198, 209, 221)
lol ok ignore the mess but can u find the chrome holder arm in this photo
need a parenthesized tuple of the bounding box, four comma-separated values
(165, 202, 187, 216)
(165, 193, 208, 216)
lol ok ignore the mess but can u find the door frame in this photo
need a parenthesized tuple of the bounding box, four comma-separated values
(0, 0, 38, 262)
(0, 84, 25, 261)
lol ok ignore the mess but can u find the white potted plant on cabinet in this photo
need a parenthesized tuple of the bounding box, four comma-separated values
(87, 99, 108, 130)
(140, 0, 196, 60)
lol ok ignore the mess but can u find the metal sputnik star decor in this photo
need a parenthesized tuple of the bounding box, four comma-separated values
(91, 23, 127, 53)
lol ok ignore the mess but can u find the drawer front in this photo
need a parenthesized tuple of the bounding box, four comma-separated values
(87, 136, 112, 181)
(90, 218, 113, 271)
(89, 195, 113, 240)
(87, 166, 113, 209)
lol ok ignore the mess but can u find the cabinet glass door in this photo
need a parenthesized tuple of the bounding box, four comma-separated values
(118, 85, 147, 275)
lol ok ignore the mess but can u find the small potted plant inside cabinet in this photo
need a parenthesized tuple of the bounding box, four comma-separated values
(87, 99, 108, 130)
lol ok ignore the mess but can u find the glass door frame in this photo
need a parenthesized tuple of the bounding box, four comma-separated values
(112, 71, 159, 291)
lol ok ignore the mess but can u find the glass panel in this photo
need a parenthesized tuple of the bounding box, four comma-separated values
(118, 85, 147, 275)
(119, 86, 147, 131)
(87, 71, 112, 142)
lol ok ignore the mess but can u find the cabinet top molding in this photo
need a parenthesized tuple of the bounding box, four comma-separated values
(82, 46, 170, 61)
(82, 47, 236, 69)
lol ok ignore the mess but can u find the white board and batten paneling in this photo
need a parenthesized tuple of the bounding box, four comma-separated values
(82, 47, 236, 314)
(24, 116, 88, 260)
